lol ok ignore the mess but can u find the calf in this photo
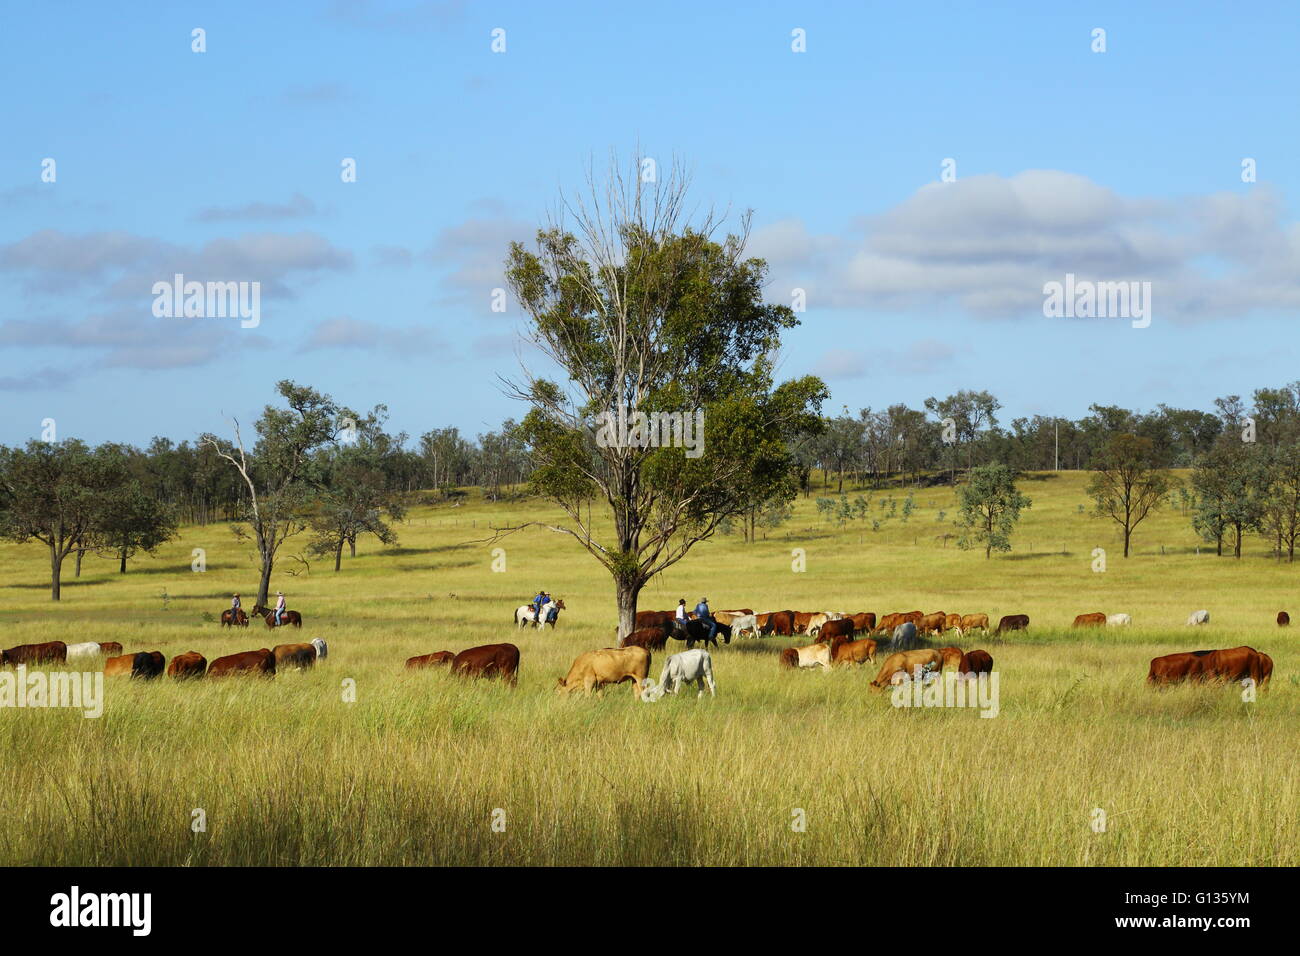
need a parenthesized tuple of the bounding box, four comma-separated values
(167, 651, 207, 680)
(406, 651, 454, 669)
(556, 646, 649, 698)
(728, 614, 760, 639)
(870, 649, 942, 689)
(1073, 612, 1106, 628)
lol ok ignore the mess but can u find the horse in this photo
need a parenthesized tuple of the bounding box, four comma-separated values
(513, 599, 566, 629)
(251, 604, 303, 628)
(220, 608, 248, 627)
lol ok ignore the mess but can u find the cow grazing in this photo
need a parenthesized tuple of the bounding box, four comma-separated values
(959, 614, 989, 634)
(452, 643, 520, 685)
(944, 613, 962, 632)
(849, 612, 876, 634)
(891, 621, 919, 649)
(830, 636, 876, 667)
(634, 610, 677, 631)
(647, 648, 715, 699)
(995, 614, 1029, 635)
(729, 614, 760, 639)
(759, 610, 796, 637)
(273, 643, 317, 671)
(870, 649, 942, 689)
(310, 637, 328, 660)
(813, 618, 854, 645)
(1147, 646, 1265, 688)
(406, 651, 454, 669)
(1106, 613, 1132, 627)
(918, 612, 947, 637)
(98, 641, 123, 657)
(938, 646, 965, 671)
(556, 646, 650, 698)
(1277, 611, 1290, 627)
(873, 613, 903, 636)
(1258, 653, 1274, 689)
(1073, 612, 1107, 628)
(1, 641, 68, 666)
(792, 611, 816, 634)
(779, 643, 832, 670)
(167, 651, 207, 680)
(958, 649, 994, 675)
(208, 648, 276, 678)
(105, 651, 164, 679)
(1186, 609, 1210, 626)
(65, 642, 103, 662)
(711, 609, 753, 626)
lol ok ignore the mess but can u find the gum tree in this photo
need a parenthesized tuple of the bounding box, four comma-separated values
(955, 463, 1031, 558)
(499, 159, 826, 641)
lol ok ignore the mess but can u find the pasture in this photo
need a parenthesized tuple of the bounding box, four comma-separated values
(0, 470, 1296, 866)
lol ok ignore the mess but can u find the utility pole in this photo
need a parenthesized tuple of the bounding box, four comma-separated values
(1055, 419, 1059, 472)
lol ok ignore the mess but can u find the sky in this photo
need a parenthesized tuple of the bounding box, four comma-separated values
(2, 0, 1298, 447)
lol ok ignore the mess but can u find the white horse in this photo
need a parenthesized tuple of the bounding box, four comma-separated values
(514, 599, 565, 628)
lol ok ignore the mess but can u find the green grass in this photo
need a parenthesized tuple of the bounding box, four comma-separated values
(0, 470, 1296, 865)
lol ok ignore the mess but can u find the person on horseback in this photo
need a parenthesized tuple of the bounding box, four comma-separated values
(231, 592, 241, 625)
(274, 591, 286, 627)
(531, 589, 547, 624)
(694, 597, 717, 644)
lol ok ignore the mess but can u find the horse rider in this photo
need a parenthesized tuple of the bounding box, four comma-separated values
(231, 592, 242, 624)
(694, 597, 717, 644)
(274, 590, 286, 627)
(675, 598, 689, 632)
(531, 589, 548, 624)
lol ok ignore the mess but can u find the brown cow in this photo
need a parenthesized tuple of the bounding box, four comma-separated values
(712, 609, 753, 626)
(937, 646, 964, 671)
(959, 614, 989, 634)
(870, 649, 942, 689)
(208, 648, 276, 678)
(272, 643, 316, 670)
(556, 646, 650, 698)
(830, 635, 876, 666)
(634, 610, 677, 631)
(792, 611, 816, 634)
(959, 649, 994, 675)
(406, 651, 455, 669)
(98, 641, 124, 657)
(873, 613, 903, 636)
(167, 651, 207, 680)
(849, 612, 876, 633)
(1147, 647, 1266, 688)
(944, 613, 962, 632)
(621, 626, 669, 651)
(918, 612, 947, 636)
(1278, 611, 1290, 627)
(451, 643, 520, 685)
(104, 651, 164, 679)
(995, 614, 1029, 634)
(1258, 652, 1274, 690)
(1, 641, 67, 666)
(813, 618, 855, 645)
(1073, 612, 1106, 628)
(1147, 651, 1208, 686)
(759, 610, 796, 637)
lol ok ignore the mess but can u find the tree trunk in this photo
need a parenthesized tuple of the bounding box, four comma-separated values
(75, 548, 84, 577)
(1123, 527, 1131, 558)
(51, 545, 63, 601)
(119, 542, 128, 574)
(348, 535, 356, 558)
(257, 551, 274, 607)
(334, 539, 343, 572)
(615, 576, 641, 645)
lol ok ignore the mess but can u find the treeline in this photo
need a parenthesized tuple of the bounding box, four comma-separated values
(799, 386, 1300, 491)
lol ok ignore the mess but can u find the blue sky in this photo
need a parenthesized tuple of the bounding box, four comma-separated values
(2, 0, 1298, 446)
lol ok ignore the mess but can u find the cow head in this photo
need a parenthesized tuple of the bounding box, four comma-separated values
(640, 678, 665, 703)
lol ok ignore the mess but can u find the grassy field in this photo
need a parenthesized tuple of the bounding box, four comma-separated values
(1, 470, 1296, 866)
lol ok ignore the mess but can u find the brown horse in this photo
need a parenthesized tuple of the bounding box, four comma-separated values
(251, 605, 303, 628)
(221, 608, 248, 627)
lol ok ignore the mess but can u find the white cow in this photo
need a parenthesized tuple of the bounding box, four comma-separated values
(786, 643, 833, 671)
(1186, 609, 1210, 626)
(643, 649, 716, 700)
(310, 637, 328, 660)
(1106, 613, 1131, 627)
(730, 614, 759, 639)
(65, 642, 102, 662)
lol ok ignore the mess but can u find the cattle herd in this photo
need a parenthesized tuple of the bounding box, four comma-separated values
(0, 637, 328, 680)
(0, 601, 1282, 698)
